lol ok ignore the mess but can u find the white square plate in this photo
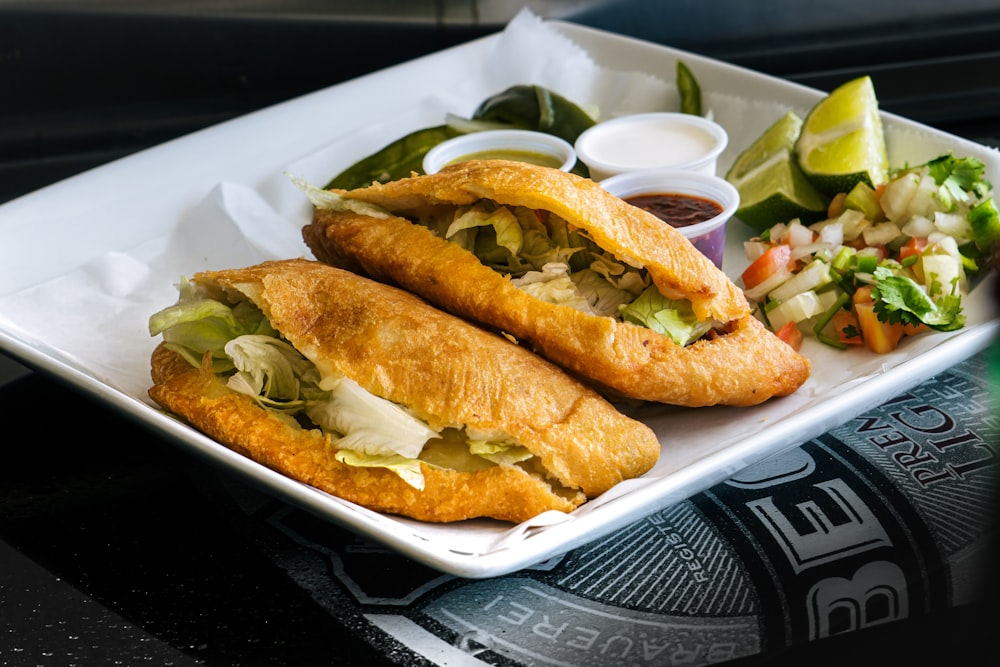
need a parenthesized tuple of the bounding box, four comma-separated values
(0, 17, 997, 578)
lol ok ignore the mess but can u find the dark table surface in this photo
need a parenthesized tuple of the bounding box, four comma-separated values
(1, 359, 996, 667)
(2, 3, 999, 665)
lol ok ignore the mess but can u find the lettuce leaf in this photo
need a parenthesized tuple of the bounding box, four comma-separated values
(335, 449, 426, 490)
(307, 376, 440, 460)
(572, 268, 634, 317)
(619, 285, 712, 345)
(589, 255, 650, 295)
(469, 441, 533, 465)
(511, 262, 592, 311)
(446, 204, 523, 257)
(224, 335, 320, 411)
(290, 173, 393, 218)
(149, 285, 276, 372)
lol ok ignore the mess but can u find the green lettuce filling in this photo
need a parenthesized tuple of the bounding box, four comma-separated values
(426, 200, 713, 341)
(299, 176, 717, 343)
(620, 286, 714, 346)
(149, 283, 529, 489)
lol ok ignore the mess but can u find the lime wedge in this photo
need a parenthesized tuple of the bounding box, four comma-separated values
(795, 75, 889, 196)
(725, 111, 830, 231)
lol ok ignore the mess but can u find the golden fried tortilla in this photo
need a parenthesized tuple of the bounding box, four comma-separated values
(303, 159, 811, 407)
(148, 259, 660, 523)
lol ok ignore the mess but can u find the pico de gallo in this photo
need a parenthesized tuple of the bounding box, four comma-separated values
(740, 154, 999, 353)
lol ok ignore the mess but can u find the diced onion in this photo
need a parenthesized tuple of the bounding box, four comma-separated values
(767, 289, 841, 331)
(768, 222, 788, 245)
(862, 221, 902, 247)
(768, 259, 833, 303)
(837, 209, 870, 241)
(854, 272, 875, 284)
(881, 172, 919, 221)
(857, 245, 885, 262)
(933, 211, 972, 240)
(743, 240, 771, 262)
(928, 231, 951, 246)
(787, 221, 815, 247)
(791, 242, 833, 261)
(901, 215, 935, 239)
(743, 267, 793, 301)
(818, 222, 844, 247)
(931, 234, 961, 257)
(908, 173, 941, 218)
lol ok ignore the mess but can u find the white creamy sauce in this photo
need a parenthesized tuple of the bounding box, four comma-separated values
(582, 121, 715, 168)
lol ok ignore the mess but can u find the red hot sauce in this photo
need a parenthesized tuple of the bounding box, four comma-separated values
(625, 193, 722, 228)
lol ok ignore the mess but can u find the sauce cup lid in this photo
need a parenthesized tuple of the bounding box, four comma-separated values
(422, 129, 577, 175)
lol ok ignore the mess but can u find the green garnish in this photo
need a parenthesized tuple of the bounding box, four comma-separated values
(925, 154, 992, 210)
(871, 267, 965, 331)
(676, 61, 702, 116)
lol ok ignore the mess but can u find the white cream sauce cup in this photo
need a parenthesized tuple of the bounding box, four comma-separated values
(574, 112, 728, 180)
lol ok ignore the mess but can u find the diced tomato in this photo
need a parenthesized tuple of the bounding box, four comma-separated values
(831, 310, 863, 345)
(827, 192, 847, 218)
(902, 321, 929, 337)
(740, 244, 794, 290)
(853, 285, 874, 305)
(854, 302, 905, 354)
(898, 237, 929, 262)
(774, 320, 803, 351)
(850, 286, 903, 353)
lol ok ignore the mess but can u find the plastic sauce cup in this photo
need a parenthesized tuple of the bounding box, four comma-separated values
(574, 112, 728, 180)
(422, 129, 577, 175)
(600, 169, 740, 268)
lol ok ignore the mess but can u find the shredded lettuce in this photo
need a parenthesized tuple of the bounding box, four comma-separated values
(307, 376, 440, 460)
(436, 202, 709, 343)
(149, 282, 276, 372)
(511, 262, 592, 311)
(149, 284, 527, 489)
(572, 268, 634, 317)
(288, 173, 393, 219)
(469, 441, 534, 465)
(225, 335, 321, 411)
(335, 449, 426, 490)
(588, 255, 650, 295)
(519, 228, 584, 269)
(446, 203, 524, 257)
(620, 285, 713, 346)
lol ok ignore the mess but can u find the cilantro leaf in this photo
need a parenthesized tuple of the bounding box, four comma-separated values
(968, 197, 1000, 256)
(926, 154, 992, 210)
(871, 267, 965, 332)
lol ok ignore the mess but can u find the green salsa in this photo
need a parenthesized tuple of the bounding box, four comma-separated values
(448, 148, 565, 169)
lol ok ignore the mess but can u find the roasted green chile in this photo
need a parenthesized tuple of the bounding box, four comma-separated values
(325, 85, 597, 190)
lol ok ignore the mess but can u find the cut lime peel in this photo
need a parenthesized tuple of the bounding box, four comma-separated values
(796, 118, 871, 160)
(729, 149, 793, 188)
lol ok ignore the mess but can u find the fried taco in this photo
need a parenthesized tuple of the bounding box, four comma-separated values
(147, 258, 660, 523)
(302, 160, 811, 407)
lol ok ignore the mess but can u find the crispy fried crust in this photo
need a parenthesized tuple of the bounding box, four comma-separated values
(148, 259, 661, 523)
(303, 160, 811, 406)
